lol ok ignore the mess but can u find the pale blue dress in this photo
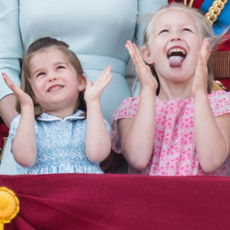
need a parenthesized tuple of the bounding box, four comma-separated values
(0, 0, 167, 174)
(9, 110, 110, 174)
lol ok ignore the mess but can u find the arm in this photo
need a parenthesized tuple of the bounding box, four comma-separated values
(85, 66, 112, 163)
(0, 95, 18, 127)
(2, 73, 36, 168)
(118, 41, 158, 170)
(193, 39, 230, 174)
(0, 1, 23, 125)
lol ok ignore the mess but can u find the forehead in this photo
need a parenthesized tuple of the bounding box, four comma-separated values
(149, 8, 200, 32)
(30, 48, 66, 65)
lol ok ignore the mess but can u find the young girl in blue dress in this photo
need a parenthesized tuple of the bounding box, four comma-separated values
(2, 37, 112, 174)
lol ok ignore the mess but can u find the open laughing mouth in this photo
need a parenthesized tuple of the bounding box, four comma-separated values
(167, 47, 187, 68)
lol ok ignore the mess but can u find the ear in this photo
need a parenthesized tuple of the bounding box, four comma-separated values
(141, 47, 154, 65)
(78, 74, 87, 91)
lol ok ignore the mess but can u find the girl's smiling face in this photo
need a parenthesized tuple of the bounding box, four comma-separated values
(142, 8, 203, 84)
(29, 48, 85, 116)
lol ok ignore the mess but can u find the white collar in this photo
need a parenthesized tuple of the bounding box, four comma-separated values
(36, 110, 86, 121)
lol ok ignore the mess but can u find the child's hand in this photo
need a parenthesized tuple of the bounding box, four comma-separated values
(2, 73, 33, 109)
(125, 40, 158, 92)
(192, 39, 211, 96)
(85, 65, 113, 104)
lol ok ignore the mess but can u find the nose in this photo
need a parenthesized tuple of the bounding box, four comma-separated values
(170, 31, 181, 42)
(47, 73, 58, 82)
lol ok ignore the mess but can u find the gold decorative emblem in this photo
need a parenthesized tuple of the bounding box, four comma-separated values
(0, 187, 20, 230)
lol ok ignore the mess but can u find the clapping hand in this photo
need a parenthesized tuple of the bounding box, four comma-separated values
(192, 39, 211, 96)
(125, 40, 158, 92)
(2, 73, 33, 109)
(84, 65, 113, 105)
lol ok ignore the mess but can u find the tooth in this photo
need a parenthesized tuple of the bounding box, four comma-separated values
(168, 48, 186, 56)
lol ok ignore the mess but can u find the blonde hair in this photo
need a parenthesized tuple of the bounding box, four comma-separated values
(142, 3, 219, 94)
(17, 37, 86, 117)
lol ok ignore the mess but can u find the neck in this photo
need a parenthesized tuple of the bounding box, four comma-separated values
(45, 106, 76, 119)
(158, 77, 194, 101)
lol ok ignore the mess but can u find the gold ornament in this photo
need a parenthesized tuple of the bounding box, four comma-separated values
(205, 0, 228, 25)
(0, 187, 20, 230)
(184, 0, 227, 25)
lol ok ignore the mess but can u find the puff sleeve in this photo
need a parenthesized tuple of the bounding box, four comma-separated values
(111, 96, 140, 153)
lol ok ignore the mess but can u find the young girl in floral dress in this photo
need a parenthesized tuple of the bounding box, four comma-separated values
(111, 3, 230, 176)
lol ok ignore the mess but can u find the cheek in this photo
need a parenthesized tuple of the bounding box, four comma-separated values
(150, 40, 165, 59)
(31, 81, 44, 97)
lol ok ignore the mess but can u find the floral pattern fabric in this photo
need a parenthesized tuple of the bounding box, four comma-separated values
(111, 90, 230, 176)
(9, 110, 111, 175)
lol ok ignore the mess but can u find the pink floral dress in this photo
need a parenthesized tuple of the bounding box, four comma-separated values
(111, 90, 230, 176)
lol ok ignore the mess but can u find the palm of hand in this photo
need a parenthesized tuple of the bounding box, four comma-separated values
(192, 39, 211, 95)
(2, 73, 33, 108)
(84, 65, 113, 104)
(125, 40, 158, 92)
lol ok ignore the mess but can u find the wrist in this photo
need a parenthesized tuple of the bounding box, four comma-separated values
(193, 90, 208, 99)
(21, 105, 34, 115)
(140, 87, 156, 98)
(86, 100, 101, 110)
(193, 91, 209, 106)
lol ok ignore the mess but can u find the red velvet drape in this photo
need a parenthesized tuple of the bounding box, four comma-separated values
(1, 174, 230, 230)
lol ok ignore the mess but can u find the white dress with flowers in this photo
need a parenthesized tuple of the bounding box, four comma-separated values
(111, 90, 230, 176)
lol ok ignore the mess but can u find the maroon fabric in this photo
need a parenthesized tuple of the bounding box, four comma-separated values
(214, 31, 230, 52)
(168, 0, 203, 8)
(217, 79, 230, 91)
(0, 117, 8, 147)
(1, 174, 230, 230)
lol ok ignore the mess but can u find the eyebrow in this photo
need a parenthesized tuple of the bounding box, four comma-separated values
(31, 61, 67, 76)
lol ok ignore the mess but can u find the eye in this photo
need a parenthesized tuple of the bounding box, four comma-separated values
(36, 72, 45, 78)
(182, 28, 192, 32)
(159, 29, 169, 34)
(57, 65, 65, 70)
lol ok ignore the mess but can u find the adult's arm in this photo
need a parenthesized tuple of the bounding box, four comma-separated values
(0, 0, 23, 126)
(0, 95, 18, 127)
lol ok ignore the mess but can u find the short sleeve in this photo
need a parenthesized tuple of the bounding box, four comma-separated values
(209, 90, 230, 117)
(111, 96, 139, 153)
(0, 0, 23, 100)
